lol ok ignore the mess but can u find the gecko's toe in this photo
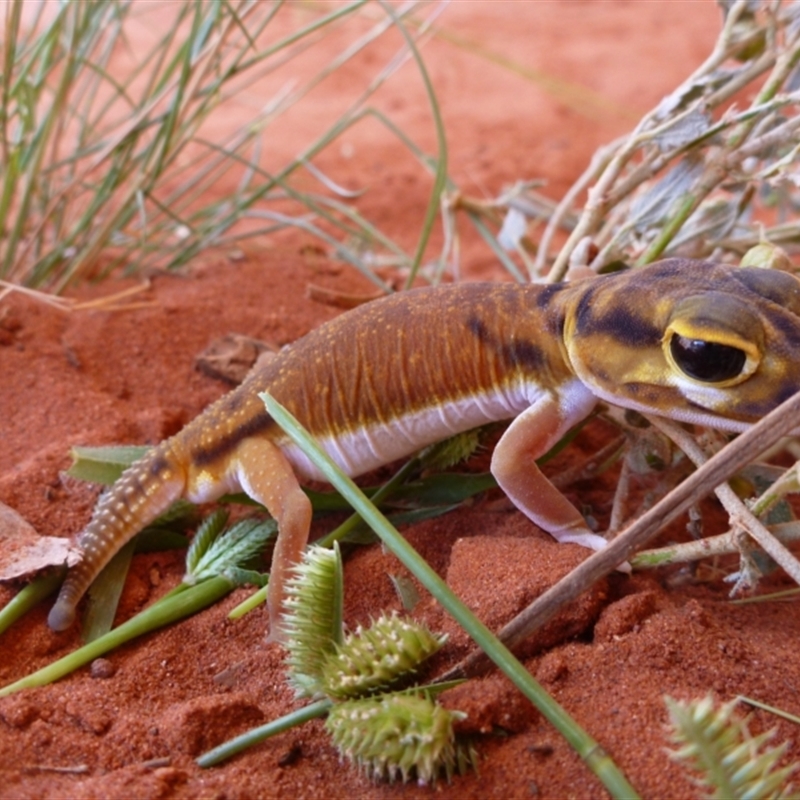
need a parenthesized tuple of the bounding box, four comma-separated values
(555, 529, 610, 552)
(554, 529, 632, 573)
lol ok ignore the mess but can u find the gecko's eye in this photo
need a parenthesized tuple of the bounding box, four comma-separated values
(669, 334, 747, 383)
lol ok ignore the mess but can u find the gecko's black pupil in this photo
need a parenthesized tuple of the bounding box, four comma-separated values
(669, 334, 747, 382)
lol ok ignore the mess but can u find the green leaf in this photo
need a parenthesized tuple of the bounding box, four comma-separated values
(389, 574, 421, 611)
(223, 567, 268, 588)
(185, 508, 229, 576)
(185, 517, 276, 584)
(134, 530, 191, 553)
(420, 429, 484, 471)
(82, 539, 136, 643)
(389, 473, 496, 506)
(67, 445, 149, 484)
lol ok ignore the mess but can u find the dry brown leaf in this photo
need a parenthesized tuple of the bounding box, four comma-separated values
(0, 502, 79, 581)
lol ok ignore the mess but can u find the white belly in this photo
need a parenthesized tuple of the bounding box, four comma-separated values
(281, 380, 551, 481)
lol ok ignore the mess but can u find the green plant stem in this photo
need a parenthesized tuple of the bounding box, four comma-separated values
(0, 576, 233, 697)
(467, 211, 527, 282)
(261, 393, 639, 800)
(227, 584, 267, 619)
(197, 699, 332, 767)
(376, 0, 448, 288)
(636, 192, 701, 265)
(0, 569, 65, 636)
(632, 520, 800, 570)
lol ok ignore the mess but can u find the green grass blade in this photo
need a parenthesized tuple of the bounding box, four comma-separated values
(82, 539, 136, 642)
(0, 569, 65, 637)
(376, 1, 448, 287)
(466, 211, 527, 283)
(316, 457, 421, 548)
(0, 576, 233, 697)
(67, 444, 150, 484)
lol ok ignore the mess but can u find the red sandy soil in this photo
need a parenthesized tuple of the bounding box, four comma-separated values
(2, 3, 800, 798)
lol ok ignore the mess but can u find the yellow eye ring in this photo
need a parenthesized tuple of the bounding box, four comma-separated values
(663, 323, 760, 387)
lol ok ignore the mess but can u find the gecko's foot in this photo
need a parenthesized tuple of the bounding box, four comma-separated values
(553, 529, 632, 573)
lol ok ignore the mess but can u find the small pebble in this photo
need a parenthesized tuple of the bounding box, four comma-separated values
(90, 658, 116, 679)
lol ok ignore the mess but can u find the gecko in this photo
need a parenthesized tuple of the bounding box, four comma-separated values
(47, 258, 800, 640)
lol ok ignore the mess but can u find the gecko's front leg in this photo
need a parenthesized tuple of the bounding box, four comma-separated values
(490, 384, 610, 552)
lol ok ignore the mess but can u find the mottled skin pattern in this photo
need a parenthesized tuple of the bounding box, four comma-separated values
(48, 259, 800, 640)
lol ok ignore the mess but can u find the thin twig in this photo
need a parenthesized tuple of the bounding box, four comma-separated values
(645, 416, 800, 584)
(634, 521, 800, 568)
(536, 140, 619, 279)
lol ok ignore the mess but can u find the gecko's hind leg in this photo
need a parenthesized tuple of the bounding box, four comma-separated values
(234, 437, 312, 644)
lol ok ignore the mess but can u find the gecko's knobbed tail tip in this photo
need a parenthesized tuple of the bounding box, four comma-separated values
(47, 600, 76, 632)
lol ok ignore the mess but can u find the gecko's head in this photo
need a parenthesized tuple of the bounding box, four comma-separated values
(563, 258, 800, 431)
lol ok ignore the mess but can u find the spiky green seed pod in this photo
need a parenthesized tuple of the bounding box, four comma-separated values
(282, 544, 343, 698)
(321, 612, 446, 699)
(421, 428, 483, 471)
(666, 695, 798, 799)
(326, 693, 465, 784)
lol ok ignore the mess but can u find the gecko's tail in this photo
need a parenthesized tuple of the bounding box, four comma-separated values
(48, 444, 186, 631)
